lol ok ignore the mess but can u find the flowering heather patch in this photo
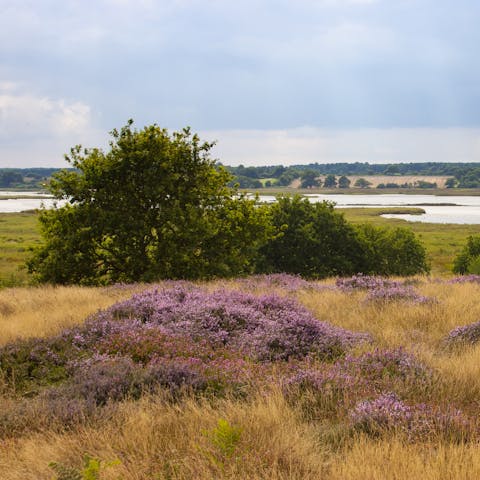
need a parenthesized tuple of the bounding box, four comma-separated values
(63, 354, 253, 406)
(447, 275, 480, 285)
(0, 283, 370, 432)
(98, 286, 370, 361)
(336, 274, 400, 292)
(96, 324, 219, 363)
(443, 320, 480, 347)
(340, 348, 430, 385)
(284, 365, 365, 404)
(237, 273, 328, 293)
(364, 285, 433, 305)
(283, 348, 431, 418)
(350, 392, 413, 435)
(350, 392, 473, 440)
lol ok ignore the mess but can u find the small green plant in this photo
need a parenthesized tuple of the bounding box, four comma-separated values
(49, 454, 121, 480)
(200, 418, 243, 470)
(207, 418, 242, 457)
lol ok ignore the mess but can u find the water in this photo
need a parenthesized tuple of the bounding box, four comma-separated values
(0, 192, 61, 212)
(256, 193, 480, 224)
(2, 191, 480, 224)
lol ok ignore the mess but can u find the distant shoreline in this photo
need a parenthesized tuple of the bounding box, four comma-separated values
(243, 187, 480, 196)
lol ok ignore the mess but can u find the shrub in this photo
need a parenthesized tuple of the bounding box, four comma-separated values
(355, 224, 430, 276)
(340, 348, 431, 386)
(350, 393, 472, 440)
(100, 286, 371, 361)
(453, 236, 480, 274)
(365, 285, 433, 305)
(448, 274, 480, 284)
(336, 274, 400, 292)
(257, 196, 366, 278)
(443, 320, 480, 347)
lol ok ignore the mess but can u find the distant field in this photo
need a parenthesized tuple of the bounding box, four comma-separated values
(0, 212, 40, 286)
(345, 175, 451, 188)
(288, 175, 452, 189)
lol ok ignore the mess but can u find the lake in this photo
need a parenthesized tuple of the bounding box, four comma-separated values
(1, 191, 480, 224)
(255, 193, 480, 224)
(0, 192, 61, 213)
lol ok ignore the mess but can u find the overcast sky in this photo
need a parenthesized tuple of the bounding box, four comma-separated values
(1, 0, 480, 167)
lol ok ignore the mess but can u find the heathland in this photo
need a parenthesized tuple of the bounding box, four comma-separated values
(2, 275, 480, 479)
(3, 126, 480, 478)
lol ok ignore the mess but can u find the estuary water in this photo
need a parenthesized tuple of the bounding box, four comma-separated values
(256, 193, 480, 224)
(0, 192, 60, 212)
(2, 191, 480, 224)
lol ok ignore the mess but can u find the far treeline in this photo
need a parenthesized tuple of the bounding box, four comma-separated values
(221, 163, 480, 189)
(27, 121, 430, 285)
(4, 162, 480, 190)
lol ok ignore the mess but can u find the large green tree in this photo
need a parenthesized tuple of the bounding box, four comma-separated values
(355, 224, 429, 276)
(257, 196, 365, 277)
(28, 121, 270, 284)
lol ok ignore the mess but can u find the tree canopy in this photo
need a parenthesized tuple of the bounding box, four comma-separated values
(27, 121, 270, 284)
(453, 236, 480, 274)
(257, 196, 366, 277)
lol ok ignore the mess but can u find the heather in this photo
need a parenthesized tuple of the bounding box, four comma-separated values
(2, 277, 480, 479)
(443, 320, 480, 347)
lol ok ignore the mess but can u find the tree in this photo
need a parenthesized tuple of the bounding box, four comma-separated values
(27, 121, 271, 284)
(323, 174, 337, 188)
(445, 178, 457, 188)
(257, 196, 365, 278)
(453, 236, 480, 274)
(354, 178, 372, 189)
(355, 224, 429, 276)
(300, 170, 321, 189)
(0, 170, 23, 187)
(338, 175, 351, 189)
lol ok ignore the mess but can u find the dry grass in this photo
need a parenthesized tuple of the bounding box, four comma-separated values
(0, 284, 147, 345)
(0, 392, 327, 480)
(2, 278, 480, 479)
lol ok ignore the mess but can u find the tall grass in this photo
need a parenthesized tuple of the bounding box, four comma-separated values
(0, 284, 145, 345)
(2, 276, 480, 479)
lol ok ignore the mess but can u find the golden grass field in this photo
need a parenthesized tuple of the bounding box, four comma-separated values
(2, 278, 480, 479)
(290, 175, 452, 189)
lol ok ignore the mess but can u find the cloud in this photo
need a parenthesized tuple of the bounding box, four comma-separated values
(205, 127, 480, 166)
(0, 83, 105, 167)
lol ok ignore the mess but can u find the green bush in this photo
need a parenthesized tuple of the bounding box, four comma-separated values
(453, 236, 480, 274)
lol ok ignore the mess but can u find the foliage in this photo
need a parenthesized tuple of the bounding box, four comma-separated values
(27, 121, 271, 284)
(0, 170, 23, 188)
(323, 174, 337, 188)
(354, 177, 372, 188)
(300, 170, 321, 188)
(257, 196, 367, 278)
(453, 235, 480, 274)
(204, 418, 242, 458)
(338, 175, 351, 188)
(49, 455, 121, 480)
(355, 223, 430, 276)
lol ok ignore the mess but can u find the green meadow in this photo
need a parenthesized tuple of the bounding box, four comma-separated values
(1, 207, 479, 285)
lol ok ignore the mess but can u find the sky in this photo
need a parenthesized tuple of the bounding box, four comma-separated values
(1, 0, 480, 167)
